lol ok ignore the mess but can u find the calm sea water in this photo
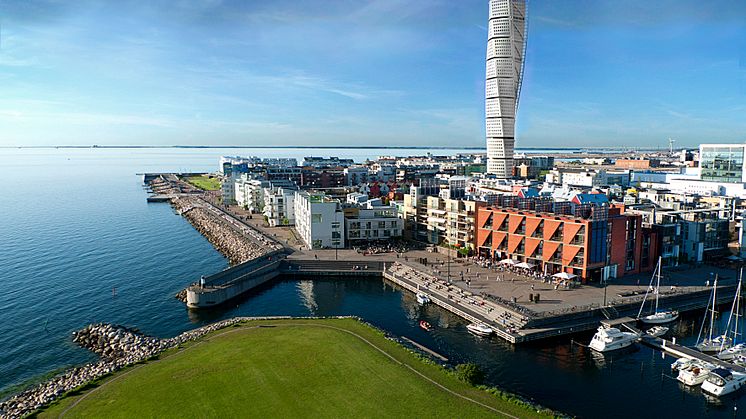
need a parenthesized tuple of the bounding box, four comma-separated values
(0, 147, 742, 418)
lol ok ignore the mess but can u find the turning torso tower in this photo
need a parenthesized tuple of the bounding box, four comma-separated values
(485, 0, 527, 178)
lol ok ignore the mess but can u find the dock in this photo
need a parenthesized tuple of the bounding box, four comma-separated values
(640, 335, 746, 373)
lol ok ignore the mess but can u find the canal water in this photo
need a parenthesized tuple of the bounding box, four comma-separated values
(0, 147, 742, 418)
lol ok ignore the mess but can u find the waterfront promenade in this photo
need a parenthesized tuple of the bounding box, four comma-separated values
(146, 173, 739, 343)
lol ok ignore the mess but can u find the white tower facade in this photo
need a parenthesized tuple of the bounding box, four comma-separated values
(486, 0, 527, 178)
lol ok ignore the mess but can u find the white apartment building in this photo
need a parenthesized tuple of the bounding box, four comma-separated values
(263, 186, 296, 227)
(294, 191, 345, 249)
(221, 171, 239, 205)
(344, 202, 403, 244)
(234, 175, 268, 213)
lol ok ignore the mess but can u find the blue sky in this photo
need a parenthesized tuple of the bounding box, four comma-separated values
(0, 0, 744, 148)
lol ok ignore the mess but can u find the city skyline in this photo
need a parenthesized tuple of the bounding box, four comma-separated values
(0, 0, 745, 148)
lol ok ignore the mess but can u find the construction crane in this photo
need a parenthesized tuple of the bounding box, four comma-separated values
(668, 137, 676, 154)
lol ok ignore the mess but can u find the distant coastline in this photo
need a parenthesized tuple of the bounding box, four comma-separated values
(2, 145, 669, 151)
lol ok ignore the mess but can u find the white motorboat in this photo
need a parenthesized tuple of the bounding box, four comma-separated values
(701, 368, 746, 397)
(589, 326, 640, 352)
(638, 257, 679, 325)
(719, 343, 746, 360)
(677, 361, 714, 386)
(466, 323, 494, 337)
(646, 325, 669, 337)
(671, 357, 695, 372)
(416, 293, 431, 305)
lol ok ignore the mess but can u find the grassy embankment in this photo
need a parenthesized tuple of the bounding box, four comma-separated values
(185, 175, 221, 191)
(38, 318, 556, 418)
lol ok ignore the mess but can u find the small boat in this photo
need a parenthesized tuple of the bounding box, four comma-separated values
(416, 293, 431, 305)
(419, 320, 433, 331)
(701, 368, 746, 397)
(671, 357, 695, 372)
(646, 326, 669, 337)
(588, 326, 639, 352)
(717, 269, 744, 360)
(697, 335, 733, 353)
(696, 274, 733, 353)
(677, 361, 714, 386)
(718, 343, 746, 360)
(637, 257, 680, 325)
(640, 310, 679, 324)
(466, 323, 494, 337)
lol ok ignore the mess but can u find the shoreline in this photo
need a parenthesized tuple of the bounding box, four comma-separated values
(0, 317, 562, 419)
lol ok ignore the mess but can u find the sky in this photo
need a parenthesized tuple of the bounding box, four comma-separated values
(0, 0, 744, 148)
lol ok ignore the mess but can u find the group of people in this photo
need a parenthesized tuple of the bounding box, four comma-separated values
(353, 240, 418, 255)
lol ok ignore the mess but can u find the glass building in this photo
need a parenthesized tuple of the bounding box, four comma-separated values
(699, 144, 746, 183)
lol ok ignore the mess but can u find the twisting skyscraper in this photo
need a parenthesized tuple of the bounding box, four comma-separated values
(485, 0, 527, 178)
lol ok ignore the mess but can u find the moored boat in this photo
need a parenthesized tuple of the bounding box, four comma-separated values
(466, 323, 494, 337)
(416, 293, 431, 305)
(589, 326, 639, 352)
(419, 320, 433, 331)
(671, 357, 694, 372)
(676, 361, 714, 387)
(646, 325, 669, 337)
(718, 343, 746, 360)
(637, 257, 679, 325)
(697, 335, 733, 353)
(701, 368, 746, 397)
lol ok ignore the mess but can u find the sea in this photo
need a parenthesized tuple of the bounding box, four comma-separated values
(0, 147, 741, 418)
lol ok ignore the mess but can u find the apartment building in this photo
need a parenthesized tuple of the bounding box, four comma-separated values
(475, 200, 657, 282)
(294, 191, 344, 249)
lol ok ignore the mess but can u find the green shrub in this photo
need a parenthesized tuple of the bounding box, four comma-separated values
(455, 363, 484, 386)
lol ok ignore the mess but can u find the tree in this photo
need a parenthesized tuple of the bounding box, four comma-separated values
(455, 363, 484, 386)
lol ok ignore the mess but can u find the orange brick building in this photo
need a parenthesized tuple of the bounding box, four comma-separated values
(474, 204, 657, 282)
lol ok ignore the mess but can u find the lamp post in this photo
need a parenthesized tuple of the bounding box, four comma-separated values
(603, 277, 608, 307)
(447, 241, 451, 283)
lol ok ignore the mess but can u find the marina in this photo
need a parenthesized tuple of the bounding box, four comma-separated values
(5, 149, 746, 418)
(143, 173, 741, 347)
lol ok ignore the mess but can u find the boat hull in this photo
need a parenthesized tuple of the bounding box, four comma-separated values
(639, 312, 679, 324)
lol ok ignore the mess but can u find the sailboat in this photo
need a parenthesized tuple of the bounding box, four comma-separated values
(696, 274, 733, 353)
(719, 269, 744, 360)
(637, 257, 679, 324)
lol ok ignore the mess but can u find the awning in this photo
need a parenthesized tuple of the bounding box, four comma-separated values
(552, 272, 577, 280)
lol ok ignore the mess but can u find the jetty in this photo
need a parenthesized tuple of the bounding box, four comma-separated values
(640, 335, 746, 373)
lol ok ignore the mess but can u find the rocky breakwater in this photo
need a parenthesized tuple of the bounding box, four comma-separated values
(171, 197, 271, 265)
(0, 317, 296, 418)
(0, 324, 167, 419)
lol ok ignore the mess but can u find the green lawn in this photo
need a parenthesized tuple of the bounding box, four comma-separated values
(39, 319, 552, 418)
(185, 175, 221, 191)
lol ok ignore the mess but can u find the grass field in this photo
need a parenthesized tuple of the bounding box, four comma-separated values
(39, 319, 553, 418)
(185, 175, 221, 191)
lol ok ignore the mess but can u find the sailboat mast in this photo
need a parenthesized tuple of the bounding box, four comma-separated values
(723, 271, 741, 348)
(654, 257, 661, 313)
(709, 274, 719, 342)
(637, 260, 658, 319)
(736, 268, 743, 343)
